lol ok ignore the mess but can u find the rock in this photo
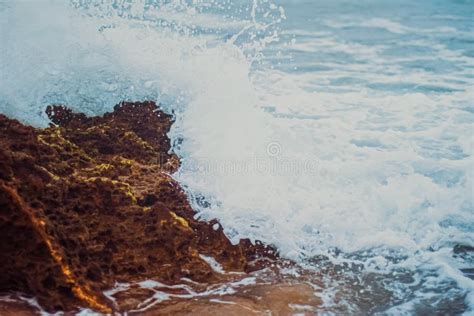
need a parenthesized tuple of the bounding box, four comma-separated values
(140, 282, 322, 315)
(0, 299, 38, 316)
(0, 279, 322, 315)
(0, 101, 276, 313)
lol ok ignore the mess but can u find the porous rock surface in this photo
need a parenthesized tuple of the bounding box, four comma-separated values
(0, 101, 274, 313)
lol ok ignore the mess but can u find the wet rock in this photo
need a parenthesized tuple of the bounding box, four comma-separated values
(139, 282, 322, 315)
(0, 299, 38, 316)
(0, 101, 276, 313)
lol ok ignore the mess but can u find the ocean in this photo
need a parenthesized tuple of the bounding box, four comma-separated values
(1, 0, 473, 314)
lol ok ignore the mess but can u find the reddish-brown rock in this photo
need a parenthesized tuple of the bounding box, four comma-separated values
(0, 101, 276, 313)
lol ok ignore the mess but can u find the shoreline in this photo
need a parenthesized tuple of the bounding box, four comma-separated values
(0, 102, 470, 315)
(0, 101, 279, 313)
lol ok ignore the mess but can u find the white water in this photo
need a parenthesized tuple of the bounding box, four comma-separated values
(1, 0, 473, 313)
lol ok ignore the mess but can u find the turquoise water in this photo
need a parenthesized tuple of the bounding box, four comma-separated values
(1, 0, 473, 314)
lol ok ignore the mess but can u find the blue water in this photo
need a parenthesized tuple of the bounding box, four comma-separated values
(1, 0, 473, 314)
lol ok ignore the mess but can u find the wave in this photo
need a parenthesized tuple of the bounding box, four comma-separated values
(1, 0, 473, 313)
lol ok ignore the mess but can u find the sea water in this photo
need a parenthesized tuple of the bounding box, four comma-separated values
(0, 0, 473, 314)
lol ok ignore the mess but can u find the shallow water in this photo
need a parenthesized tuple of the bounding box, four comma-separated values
(1, 0, 473, 314)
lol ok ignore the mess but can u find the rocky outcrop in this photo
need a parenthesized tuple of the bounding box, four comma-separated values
(0, 101, 275, 313)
